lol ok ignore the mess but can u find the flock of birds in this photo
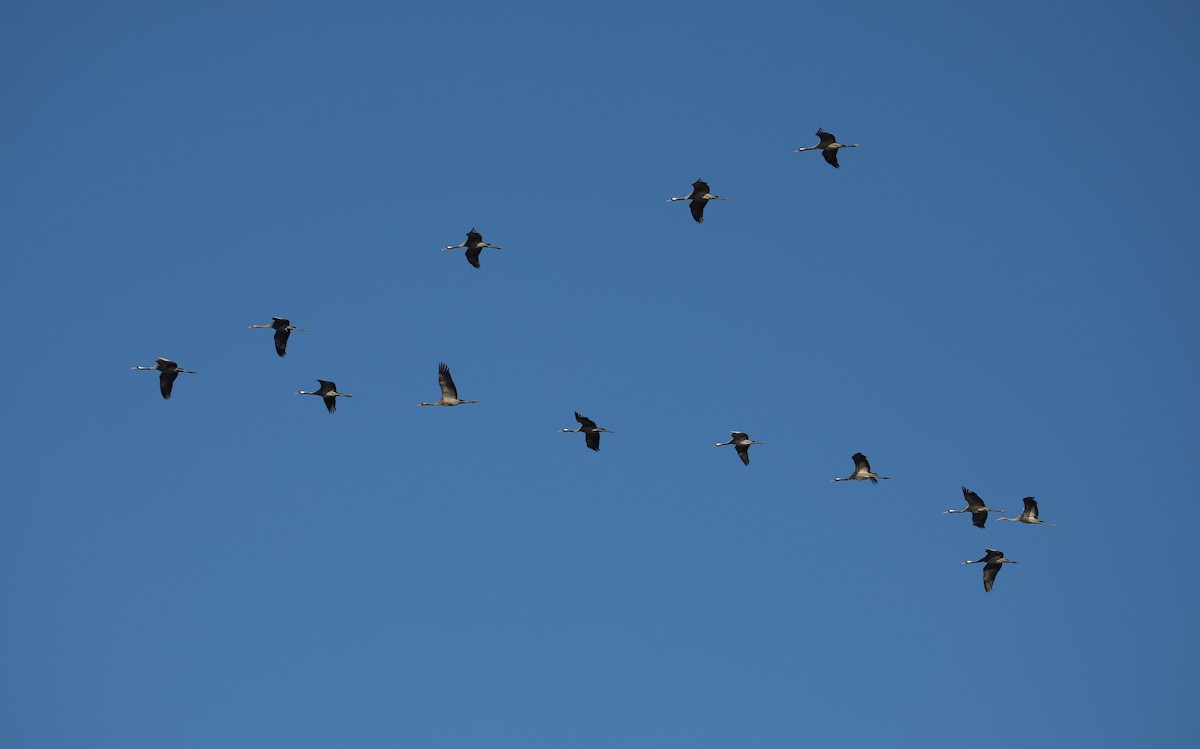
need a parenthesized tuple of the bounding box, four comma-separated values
(131, 128, 1053, 593)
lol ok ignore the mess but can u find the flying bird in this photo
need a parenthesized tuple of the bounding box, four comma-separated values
(668, 179, 730, 223)
(713, 431, 765, 466)
(794, 128, 860, 168)
(946, 487, 1006, 529)
(247, 317, 308, 357)
(418, 362, 478, 406)
(963, 548, 1019, 592)
(442, 228, 503, 268)
(132, 357, 197, 400)
(561, 411, 614, 452)
(296, 379, 353, 413)
(996, 497, 1055, 526)
(831, 452, 890, 484)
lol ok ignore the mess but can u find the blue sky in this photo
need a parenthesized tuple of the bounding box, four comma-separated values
(3, 1, 1198, 747)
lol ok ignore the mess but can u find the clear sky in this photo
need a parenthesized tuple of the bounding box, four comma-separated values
(3, 1, 1198, 747)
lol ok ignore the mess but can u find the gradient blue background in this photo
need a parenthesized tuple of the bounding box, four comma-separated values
(3, 1, 1198, 747)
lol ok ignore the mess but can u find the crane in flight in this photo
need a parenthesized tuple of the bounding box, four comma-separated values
(831, 452, 890, 484)
(132, 357, 197, 400)
(963, 548, 1019, 592)
(794, 128, 859, 168)
(668, 179, 730, 223)
(442, 228, 503, 268)
(996, 497, 1055, 526)
(946, 487, 1005, 529)
(248, 317, 308, 357)
(713, 431, 765, 466)
(418, 363, 479, 407)
(561, 412, 614, 452)
(296, 380, 353, 413)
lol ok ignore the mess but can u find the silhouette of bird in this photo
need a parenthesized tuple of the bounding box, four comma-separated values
(442, 228, 503, 268)
(132, 357, 197, 399)
(946, 487, 1006, 529)
(296, 380, 353, 413)
(418, 363, 478, 406)
(668, 179, 730, 223)
(794, 128, 860, 168)
(963, 548, 1019, 592)
(713, 431, 765, 466)
(560, 411, 613, 452)
(996, 497, 1055, 526)
(831, 452, 890, 484)
(247, 317, 308, 357)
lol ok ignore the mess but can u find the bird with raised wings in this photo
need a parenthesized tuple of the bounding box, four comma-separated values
(561, 412, 614, 452)
(996, 497, 1055, 526)
(831, 452, 890, 484)
(946, 487, 1006, 529)
(419, 363, 478, 406)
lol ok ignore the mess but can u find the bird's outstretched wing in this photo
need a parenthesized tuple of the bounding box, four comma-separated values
(465, 246, 482, 268)
(982, 563, 1001, 592)
(274, 327, 291, 357)
(159, 370, 178, 399)
(736, 443, 750, 465)
(690, 199, 706, 223)
(585, 431, 601, 451)
(438, 363, 458, 400)
(823, 149, 840, 168)
(962, 487, 984, 509)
